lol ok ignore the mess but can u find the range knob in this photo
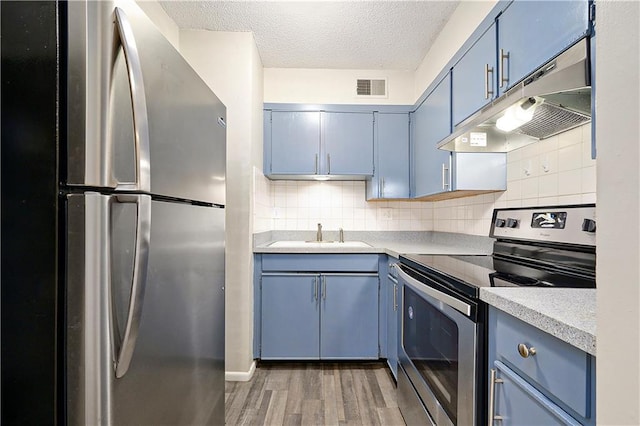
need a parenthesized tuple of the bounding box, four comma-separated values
(495, 218, 506, 228)
(506, 218, 519, 228)
(582, 218, 596, 233)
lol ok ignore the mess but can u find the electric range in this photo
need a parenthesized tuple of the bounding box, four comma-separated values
(396, 204, 596, 426)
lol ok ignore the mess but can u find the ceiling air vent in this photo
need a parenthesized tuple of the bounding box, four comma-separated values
(356, 78, 387, 98)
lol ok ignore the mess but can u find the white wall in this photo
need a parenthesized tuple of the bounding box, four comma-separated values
(135, 0, 180, 49)
(263, 2, 499, 106)
(596, 1, 640, 423)
(254, 168, 273, 233)
(264, 68, 414, 105)
(179, 30, 263, 380)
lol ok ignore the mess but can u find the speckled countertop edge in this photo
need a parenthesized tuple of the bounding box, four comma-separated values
(253, 231, 494, 256)
(480, 288, 596, 356)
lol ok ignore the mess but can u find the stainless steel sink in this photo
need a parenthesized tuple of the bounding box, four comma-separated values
(268, 240, 372, 248)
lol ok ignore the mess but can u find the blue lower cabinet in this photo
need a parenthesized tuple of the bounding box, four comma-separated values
(320, 275, 379, 359)
(488, 307, 596, 425)
(260, 274, 320, 359)
(260, 272, 380, 360)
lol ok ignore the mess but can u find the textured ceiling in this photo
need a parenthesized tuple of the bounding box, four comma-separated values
(159, 1, 459, 70)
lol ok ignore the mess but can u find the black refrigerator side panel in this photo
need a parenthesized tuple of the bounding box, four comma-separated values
(1, 1, 60, 425)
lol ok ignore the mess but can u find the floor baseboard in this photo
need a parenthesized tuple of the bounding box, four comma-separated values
(225, 360, 256, 382)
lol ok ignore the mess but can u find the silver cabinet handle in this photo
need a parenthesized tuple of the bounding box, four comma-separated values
(314, 276, 318, 301)
(442, 163, 450, 190)
(488, 368, 504, 426)
(315, 153, 318, 175)
(517, 343, 537, 358)
(393, 283, 398, 311)
(113, 194, 151, 378)
(322, 275, 327, 300)
(484, 63, 494, 100)
(113, 8, 151, 193)
(327, 154, 331, 175)
(381, 176, 385, 198)
(499, 48, 510, 88)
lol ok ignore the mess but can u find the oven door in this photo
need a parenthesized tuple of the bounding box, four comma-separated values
(397, 265, 478, 426)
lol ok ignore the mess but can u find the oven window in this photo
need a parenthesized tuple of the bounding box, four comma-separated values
(403, 286, 459, 423)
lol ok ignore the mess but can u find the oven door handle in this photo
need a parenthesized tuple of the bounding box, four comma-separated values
(397, 266, 472, 316)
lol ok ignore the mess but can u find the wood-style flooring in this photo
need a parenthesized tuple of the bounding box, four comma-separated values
(225, 362, 406, 426)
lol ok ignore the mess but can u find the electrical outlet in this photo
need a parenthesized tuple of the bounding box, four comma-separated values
(380, 208, 393, 220)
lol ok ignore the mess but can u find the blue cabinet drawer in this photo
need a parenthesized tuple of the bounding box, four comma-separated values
(491, 308, 592, 418)
(261, 254, 379, 272)
(492, 360, 581, 425)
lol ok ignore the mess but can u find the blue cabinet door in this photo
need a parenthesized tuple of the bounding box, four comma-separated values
(270, 111, 320, 175)
(261, 275, 320, 359)
(320, 275, 379, 359)
(492, 361, 581, 426)
(386, 272, 399, 379)
(373, 113, 410, 199)
(497, 0, 590, 94)
(412, 73, 452, 198)
(452, 22, 497, 126)
(323, 112, 374, 176)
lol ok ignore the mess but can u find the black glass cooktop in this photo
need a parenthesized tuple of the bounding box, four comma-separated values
(399, 253, 596, 300)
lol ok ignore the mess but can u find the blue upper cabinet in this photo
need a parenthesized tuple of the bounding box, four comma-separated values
(323, 112, 374, 176)
(269, 111, 321, 175)
(265, 109, 374, 179)
(412, 73, 452, 198)
(451, 22, 497, 127)
(367, 113, 410, 200)
(497, 0, 590, 94)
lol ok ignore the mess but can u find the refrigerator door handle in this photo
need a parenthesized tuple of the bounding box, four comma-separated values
(113, 194, 151, 378)
(113, 7, 151, 193)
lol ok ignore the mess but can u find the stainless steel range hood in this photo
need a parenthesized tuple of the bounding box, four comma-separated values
(438, 39, 591, 153)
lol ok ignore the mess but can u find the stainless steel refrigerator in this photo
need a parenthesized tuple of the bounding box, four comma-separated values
(1, 1, 225, 424)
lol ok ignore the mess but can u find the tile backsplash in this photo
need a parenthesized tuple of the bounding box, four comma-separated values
(253, 170, 433, 232)
(253, 124, 595, 236)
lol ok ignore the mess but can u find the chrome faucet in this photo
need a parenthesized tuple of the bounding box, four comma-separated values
(317, 223, 322, 242)
(339, 228, 344, 243)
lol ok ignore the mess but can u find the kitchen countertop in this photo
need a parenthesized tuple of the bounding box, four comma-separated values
(253, 230, 494, 257)
(254, 230, 596, 356)
(480, 287, 596, 356)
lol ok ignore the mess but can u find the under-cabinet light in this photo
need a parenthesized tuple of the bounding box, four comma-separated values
(496, 97, 541, 132)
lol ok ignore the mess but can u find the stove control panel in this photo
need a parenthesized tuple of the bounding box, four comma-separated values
(506, 218, 519, 228)
(490, 204, 596, 247)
